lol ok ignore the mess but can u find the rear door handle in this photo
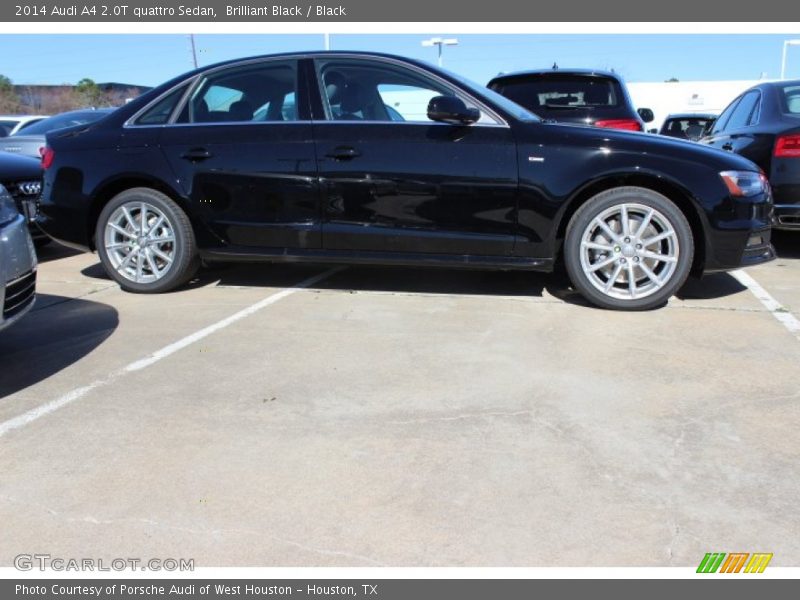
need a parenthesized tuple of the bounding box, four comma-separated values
(180, 148, 213, 161)
(325, 146, 361, 160)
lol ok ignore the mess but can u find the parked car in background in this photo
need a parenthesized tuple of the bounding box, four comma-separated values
(488, 68, 654, 132)
(0, 183, 37, 331)
(659, 113, 717, 141)
(38, 51, 774, 310)
(0, 108, 115, 159)
(700, 80, 800, 230)
(0, 152, 46, 246)
(0, 115, 48, 137)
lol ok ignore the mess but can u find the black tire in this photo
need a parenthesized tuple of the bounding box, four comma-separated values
(95, 187, 199, 293)
(564, 186, 694, 311)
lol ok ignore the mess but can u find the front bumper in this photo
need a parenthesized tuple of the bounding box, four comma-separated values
(702, 191, 776, 272)
(774, 204, 800, 230)
(0, 213, 37, 331)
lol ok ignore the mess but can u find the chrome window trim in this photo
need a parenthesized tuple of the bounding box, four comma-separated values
(311, 54, 509, 128)
(125, 53, 511, 130)
(123, 77, 198, 129)
(747, 90, 763, 127)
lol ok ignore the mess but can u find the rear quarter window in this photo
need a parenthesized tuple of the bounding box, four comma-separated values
(780, 84, 800, 114)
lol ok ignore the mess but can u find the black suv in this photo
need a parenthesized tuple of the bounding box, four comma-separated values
(38, 52, 773, 310)
(488, 68, 653, 132)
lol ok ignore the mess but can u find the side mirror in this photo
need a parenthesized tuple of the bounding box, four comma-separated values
(637, 108, 655, 123)
(427, 96, 480, 125)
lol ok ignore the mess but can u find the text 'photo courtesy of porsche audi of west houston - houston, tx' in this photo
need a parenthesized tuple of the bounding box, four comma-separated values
(36, 52, 776, 310)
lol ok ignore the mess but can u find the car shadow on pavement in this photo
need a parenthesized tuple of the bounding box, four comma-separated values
(773, 230, 800, 259)
(35, 241, 83, 263)
(676, 272, 747, 301)
(0, 294, 118, 399)
(80, 259, 753, 306)
(196, 263, 556, 298)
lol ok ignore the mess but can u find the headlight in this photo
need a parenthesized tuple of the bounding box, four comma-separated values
(0, 184, 20, 226)
(719, 170, 768, 197)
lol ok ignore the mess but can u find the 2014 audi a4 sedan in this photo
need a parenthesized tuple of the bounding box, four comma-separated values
(700, 79, 800, 230)
(37, 52, 775, 310)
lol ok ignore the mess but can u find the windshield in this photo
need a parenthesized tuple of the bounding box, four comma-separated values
(15, 110, 112, 136)
(779, 84, 800, 115)
(443, 69, 541, 122)
(491, 74, 623, 111)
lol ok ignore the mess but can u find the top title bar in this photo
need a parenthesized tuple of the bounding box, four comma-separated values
(3, 1, 798, 22)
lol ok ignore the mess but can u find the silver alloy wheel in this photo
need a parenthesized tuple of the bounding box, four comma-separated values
(579, 202, 680, 301)
(103, 201, 177, 284)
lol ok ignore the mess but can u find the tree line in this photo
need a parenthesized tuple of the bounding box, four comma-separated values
(0, 75, 143, 114)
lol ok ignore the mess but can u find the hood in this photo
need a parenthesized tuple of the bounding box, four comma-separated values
(540, 121, 761, 172)
(0, 151, 42, 180)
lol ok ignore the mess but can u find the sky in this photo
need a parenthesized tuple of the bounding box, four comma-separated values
(1, 34, 800, 88)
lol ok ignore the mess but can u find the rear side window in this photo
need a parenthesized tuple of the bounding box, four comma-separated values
(779, 84, 800, 114)
(711, 97, 740, 135)
(724, 91, 760, 130)
(491, 75, 622, 110)
(177, 61, 299, 124)
(135, 84, 188, 125)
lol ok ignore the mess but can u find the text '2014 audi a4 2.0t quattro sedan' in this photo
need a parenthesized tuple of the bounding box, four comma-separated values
(37, 52, 775, 310)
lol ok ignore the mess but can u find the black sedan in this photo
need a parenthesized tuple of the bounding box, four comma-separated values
(37, 52, 774, 310)
(0, 152, 45, 245)
(700, 80, 800, 230)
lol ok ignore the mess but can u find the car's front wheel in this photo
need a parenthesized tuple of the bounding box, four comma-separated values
(96, 187, 199, 293)
(564, 187, 694, 310)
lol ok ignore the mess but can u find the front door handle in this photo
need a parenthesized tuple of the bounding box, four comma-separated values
(180, 148, 213, 161)
(325, 146, 361, 161)
(721, 142, 734, 151)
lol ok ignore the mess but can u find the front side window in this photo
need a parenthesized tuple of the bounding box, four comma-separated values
(316, 58, 499, 125)
(177, 61, 299, 124)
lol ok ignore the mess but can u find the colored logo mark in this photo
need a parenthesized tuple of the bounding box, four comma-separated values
(697, 552, 773, 573)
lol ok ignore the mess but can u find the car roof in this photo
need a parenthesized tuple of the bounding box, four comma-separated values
(489, 68, 623, 83)
(182, 50, 438, 75)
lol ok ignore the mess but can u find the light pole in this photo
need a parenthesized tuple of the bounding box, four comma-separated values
(781, 39, 800, 79)
(188, 34, 198, 69)
(421, 37, 459, 68)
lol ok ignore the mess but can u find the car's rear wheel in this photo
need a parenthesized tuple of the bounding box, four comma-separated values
(96, 187, 199, 293)
(564, 187, 694, 310)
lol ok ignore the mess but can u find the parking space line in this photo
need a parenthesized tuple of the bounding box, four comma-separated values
(0, 266, 345, 439)
(731, 269, 800, 342)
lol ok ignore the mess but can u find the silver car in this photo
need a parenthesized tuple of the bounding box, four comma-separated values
(0, 184, 37, 331)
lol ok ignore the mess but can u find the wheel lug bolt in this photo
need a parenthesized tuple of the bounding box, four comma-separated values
(614, 246, 620, 252)
(636, 243, 642, 249)
(633, 257, 640, 263)
(624, 237, 631, 243)
(621, 258, 627, 264)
